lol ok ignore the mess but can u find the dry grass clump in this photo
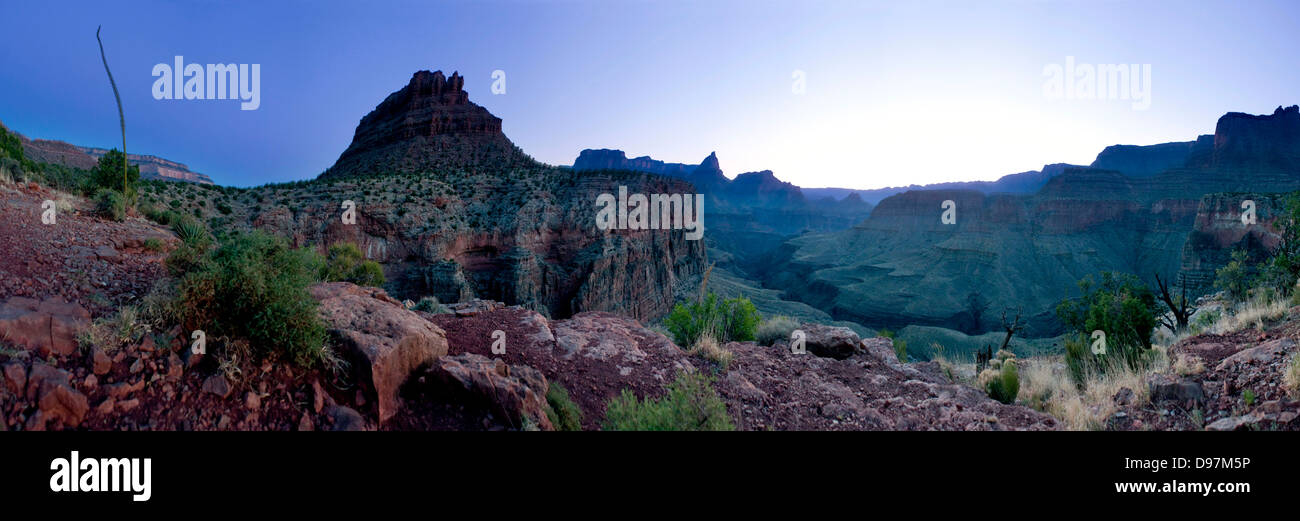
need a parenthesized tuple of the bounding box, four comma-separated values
(1209, 297, 1289, 334)
(1284, 351, 1300, 399)
(1018, 346, 1169, 431)
(688, 335, 734, 370)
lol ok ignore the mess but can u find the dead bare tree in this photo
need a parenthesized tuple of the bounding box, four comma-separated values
(998, 307, 1023, 352)
(1154, 272, 1195, 331)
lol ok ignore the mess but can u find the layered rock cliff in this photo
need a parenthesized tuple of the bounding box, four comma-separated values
(1176, 192, 1285, 292)
(230, 70, 710, 321)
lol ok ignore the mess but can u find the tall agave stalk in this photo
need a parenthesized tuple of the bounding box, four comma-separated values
(96, 25, 126, 195)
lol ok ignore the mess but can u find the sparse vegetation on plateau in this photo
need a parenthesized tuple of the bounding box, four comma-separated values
(171, 230, 331, 367)
(754, 315, 799, 346)
(320, 242, 385, 288)
(663, 292, 760, 348)
(544, 382, 583, 431)
(1056, 272, 1160, 386)
(93, 188, 127, 222)
(979, 350, 1020, 405)
(603, 371, 733, 431)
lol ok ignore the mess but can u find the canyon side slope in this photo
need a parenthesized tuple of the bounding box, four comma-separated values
(756, 106, 1300, 348)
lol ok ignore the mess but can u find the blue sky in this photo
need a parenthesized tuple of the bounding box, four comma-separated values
(1, 0, 1296, 188)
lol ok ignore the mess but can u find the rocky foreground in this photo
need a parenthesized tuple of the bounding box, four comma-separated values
(0, 282, 1062, 431)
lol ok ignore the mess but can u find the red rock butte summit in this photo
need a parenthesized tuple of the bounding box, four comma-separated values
(322, 70, 531, 178)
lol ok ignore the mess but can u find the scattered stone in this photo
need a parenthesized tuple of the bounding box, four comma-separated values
(298, 412, 314, 431)
(2, 362, 26, 395)
(1113, 387, 1136, 406)
(82, 374, 98, 391)
(312, 380, 328, 413)
(117, 399, 140, 412)
(138, 335, 155, 352)
(201, 375, 232, 399)
(1147, 375, 1205, 405)
(323, 405, 365, 431)
(103, 380, 143, 399)
(166, 354, 182, 380)
(91, 348, 111, 375)
(95, 398, 115, 415)
(860, 337, 899, 365)
(1206, 414, 1259, 431)
(129, 358, 143, 374)
(245, 392, 260, 411)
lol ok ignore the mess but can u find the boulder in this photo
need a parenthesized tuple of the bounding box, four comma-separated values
(428, 353, 554, 431)
(860, 337, 899, 365)
(1215, 338, 1295, 371)
(310, 282, 449, 423)
(1206, 414, 1261, 431)
(323, 405, 366, 431)
(2, 362, 25, 395)
(202, 374, 232, 399)
(26, 362, 88, 428)
(1147, 374, 1206, 405)
(0, 297, 90, 356)
(798, 323, 860, 360)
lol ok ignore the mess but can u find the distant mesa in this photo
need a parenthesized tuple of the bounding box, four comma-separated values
(79, 147, 214, 185)
(0, 118, 213, 184)
(321, 70, 529, 178)
(1207, 105, 1300, 170)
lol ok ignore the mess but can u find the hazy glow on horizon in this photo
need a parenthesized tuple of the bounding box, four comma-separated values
(0, 0, 1296, 189)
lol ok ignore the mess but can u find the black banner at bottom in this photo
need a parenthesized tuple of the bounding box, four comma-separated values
(1, 431, 1287, 511)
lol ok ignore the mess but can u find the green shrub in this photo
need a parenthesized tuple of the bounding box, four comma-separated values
(1261, 192, 1300, 296)
(171, 214, 210, 247)
(173, 230, 329, 367)
(544, 382, 583, 431)
(603, 371, 733, 431)
(1214, 249, 1252, 303)
(412, 296, 449, 314)
(663, 293, 760, 347)
(1056, 272, 1159, 380)
(87, 148, 139, 197)
(754, 315, 799, 346)
(93, 188, 127, 221)
(983, 359, 1019, 404)
(320, 243, 386, 288)
(893, 337, 909, 363)
(143, 238, 164, 252)
(877, 328, 908, 362)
